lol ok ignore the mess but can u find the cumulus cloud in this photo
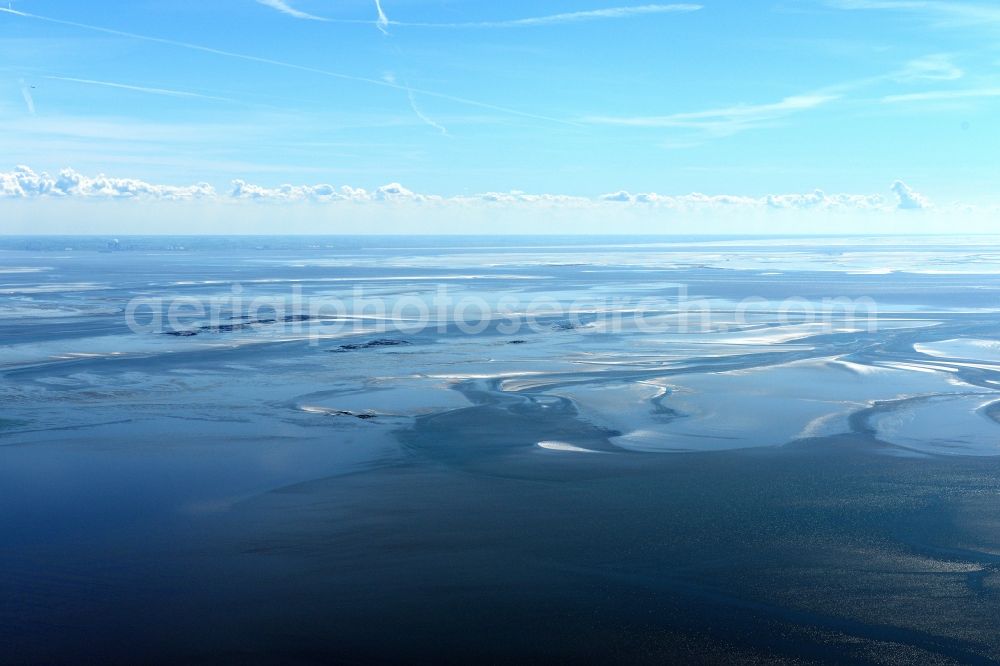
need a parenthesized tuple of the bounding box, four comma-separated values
(599, 188, 886, 210)
(766, 190, 886, 209)
(229, 179, 438, 203)
(370, 182, 438, 202)
(230, 180, 350, 202)
(463, 191, 591, 205)
(892, 180, 931, 210)
(228, 181, 897, 211)
(0, 166, 935, 214)
(598, 191, 672, 204)
(0, 166, 214, 200)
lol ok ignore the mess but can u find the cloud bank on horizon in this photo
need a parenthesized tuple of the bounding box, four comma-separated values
(1, 165, 932, 212)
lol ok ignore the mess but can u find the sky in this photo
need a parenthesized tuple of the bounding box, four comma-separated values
(1, 0, 999, 234)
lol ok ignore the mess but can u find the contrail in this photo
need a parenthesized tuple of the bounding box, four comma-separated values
(256, 0, 326, 21)
(374, 0, 390, 35)
(0, 7, 576, 125)
(404, 4, 704, 28)
(19, 78, 34, 114)
(231, 2, 702, 29)
(383, 71, 448, 135)
(45, 75, 236, 103)
(406, 88, 448, 135)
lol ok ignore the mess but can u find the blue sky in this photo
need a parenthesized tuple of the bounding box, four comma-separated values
(1, 0, 999, 233)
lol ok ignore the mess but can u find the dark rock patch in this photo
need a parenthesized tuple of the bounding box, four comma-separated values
(330, 339, 411, 352)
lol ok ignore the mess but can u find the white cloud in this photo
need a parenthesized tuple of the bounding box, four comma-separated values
(383, 72, 449, 135)
(583, 94, 839, 136)
(219, 178, 930, 213)
(45, 76, 235, 103)
(2, 7, 571, 126)
(374, 0, 390, 34)
(827, 1, 1000, 29)
(894, 54, 963, 81)
(19, 79, 35, 114)
(599, 188, 886, 210)
(765, 190, 886, 210)
(256, 0, 327, 21)
(461, 191, 591, 205)
(599, 191, 634, 203)
(0, 166, 935, 214)
(249, 2, 703, 29)
(229, 179, 438, 202)
(410, 4, 703, 28)
(194, 2, 703, 30)
(892, 180, 931, 209)
(881, 87, 1000, 104)
(0, 166, 215, 200)
(405, 87, 448, 135)
(577, 51, 983, 147)
(230, 180, 349, 202)
(372, 182, 438, 201)
(583, 54, 972, 142)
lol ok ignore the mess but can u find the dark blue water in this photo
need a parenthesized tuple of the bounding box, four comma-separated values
(3, 236, 1000, 663)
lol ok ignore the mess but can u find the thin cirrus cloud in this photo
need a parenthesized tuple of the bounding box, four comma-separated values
(2, 166, 932, 212)
(255, 0, 327, 21)
(0, 7, 573, 126)
(827, 1, 1000, 25)
(44, 76, 237, 103)
(580, 53, 969, 140)
(401, 4, 704, 28)
(253, 1, 703, 28)
(893, 54, 963, 82)
(582, 94, 839, 136)
(881, 87, 1000, 103)
(19, 79, 35, 114)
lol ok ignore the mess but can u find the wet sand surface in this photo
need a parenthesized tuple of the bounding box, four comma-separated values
(4, 236, 1000, 663)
